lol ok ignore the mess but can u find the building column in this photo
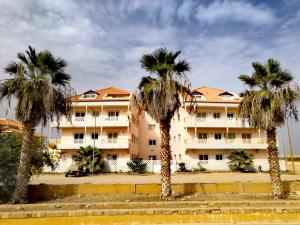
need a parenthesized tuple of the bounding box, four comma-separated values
(84, 105, 87, 144)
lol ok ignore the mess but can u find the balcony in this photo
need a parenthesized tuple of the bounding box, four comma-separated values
(57, 137, 130, 150)
(52, 115, 129, 128)
(185, 138, 267, 149)
(185, 117, 250, 128)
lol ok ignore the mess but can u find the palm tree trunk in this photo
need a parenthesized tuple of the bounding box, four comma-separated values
(12, 124, 34, 203)
(266, 128, 285, 199)
(159, 120, 173, 200)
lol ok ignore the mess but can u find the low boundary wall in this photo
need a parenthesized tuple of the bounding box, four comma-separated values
(22, 181, 300, 201)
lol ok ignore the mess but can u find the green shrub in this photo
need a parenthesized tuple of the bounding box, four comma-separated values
(72, 145, 105, 174)
(193, 161, 207, 172)
(127, 158, 147, 174)
(228, 150, 254, 172)
(0, 132, 56, 200)
(177, 162, 190, 172)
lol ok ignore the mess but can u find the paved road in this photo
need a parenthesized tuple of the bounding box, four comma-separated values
(31, 172, 300, 184)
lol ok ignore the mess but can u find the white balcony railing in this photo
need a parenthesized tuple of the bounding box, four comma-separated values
(185, 117, 250, 128)
(185, 138, 267, 149)
(57, 137, 130, 150)
(52, 115, 129, 127)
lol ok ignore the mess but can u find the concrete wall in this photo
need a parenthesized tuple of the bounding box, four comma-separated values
(25, 181, 300, 201)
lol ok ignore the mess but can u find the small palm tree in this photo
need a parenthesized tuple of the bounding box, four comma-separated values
(72, 145, 105, 173)
(0, 46, 72, 203)
(228, 150, 253, 172)
(137, 48, 191, 200)
(238, 59, 299, 199)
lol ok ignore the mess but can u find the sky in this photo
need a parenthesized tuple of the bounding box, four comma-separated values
(0, 0, 300, 154)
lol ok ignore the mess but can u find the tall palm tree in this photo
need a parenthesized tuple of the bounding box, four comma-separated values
(0, 46, 72, 203)
(238, 59, 299, 199)
(137, 48, 191, 200)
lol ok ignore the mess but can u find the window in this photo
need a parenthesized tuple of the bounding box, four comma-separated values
(108, 132, 118, 143)
(75, 112, 85, 117)
(227, 112, 234, 120)
(215, 133, 222, 140)
(149, 155, 157, 160)
(82, 93, 96, 99)
(108, 111, 119, 117)
(242, 133, 251, 139)
(197, 133, 208, 140)
(149, 139, 156, 145)
(199, 154, 209, 161)
(213, 112, 221, 119)
(193, 94, 203, 100)
(74, 133, 84, 144)
(216, 154, 223, 160)
(228, 133, 236, 139)
(148, 124, 155, 130)
(92, 112, 99, 117)
(91, 133, 98, 140)
(242, 133, 251, 143)
(196, 112, 207, 121)
(74, 133, 84, 139)
(107, 154, 117, 160)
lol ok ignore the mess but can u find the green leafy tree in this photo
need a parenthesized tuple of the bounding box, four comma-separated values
(0, 46, 72, 203)
(238, 59, 299, 199)
(72, 145, 105, 174)
(0, 132, 56, 202)
(127, 158, 147, 174)
(137, 48, 191, 200)
(228, 150, 254, 172)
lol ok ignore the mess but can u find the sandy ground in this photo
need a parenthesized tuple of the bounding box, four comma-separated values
(30, 172, 300, 185)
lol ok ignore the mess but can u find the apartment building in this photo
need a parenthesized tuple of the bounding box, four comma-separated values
(139, 86, 284, 171)
(52, 86, 285, 172)
(51, 87, 139, 172)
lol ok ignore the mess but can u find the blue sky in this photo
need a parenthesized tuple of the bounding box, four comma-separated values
(0, 0, 300, 154)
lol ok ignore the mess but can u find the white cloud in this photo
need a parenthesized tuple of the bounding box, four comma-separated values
(196, 0, 276, 26)
(0, 0, 300, 152)
(177, 0, 196, 21)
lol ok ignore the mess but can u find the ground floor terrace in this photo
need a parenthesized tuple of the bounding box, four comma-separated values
(51, 148, 286, 173)
(53, 148, 132, 173)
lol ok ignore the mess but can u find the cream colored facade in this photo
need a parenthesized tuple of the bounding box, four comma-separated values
(52, 86, 285, 172)
(138, 86, 285, 171)
(51, 87, 139, 172)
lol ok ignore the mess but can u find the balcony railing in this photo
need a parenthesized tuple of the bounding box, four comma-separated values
(185, 138, 267, 149)
(52, 115, 129, 127)
(185, 117, 250, 128)
(57, 137, 130, 149)
(74, 117, 85, 121)
(74, 139, 84, 144)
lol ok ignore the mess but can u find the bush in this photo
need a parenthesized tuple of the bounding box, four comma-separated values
(177, 162, 189, 172)
(0, 132, 56, 200)
(72, 146, 105, 174)
(228, 150, 254, 172)
(127, 158, 147, 174)
(193, 162, 207, 172)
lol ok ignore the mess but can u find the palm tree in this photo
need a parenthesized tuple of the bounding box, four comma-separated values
(72, 145, 105, 174)
(238, 59, 299, 199)
(228, 150, 253, 172)
(137, 48, 191, 200)
(0, 46, 72, 203)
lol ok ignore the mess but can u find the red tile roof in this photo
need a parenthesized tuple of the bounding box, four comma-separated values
(188, 86, 241, 103)
(70, 86, 131, 102)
